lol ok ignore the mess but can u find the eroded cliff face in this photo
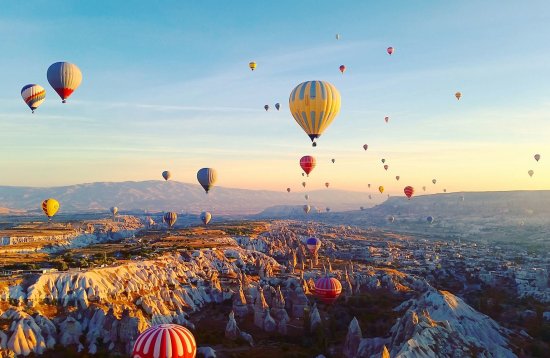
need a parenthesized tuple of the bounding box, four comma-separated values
(0, 221, 518, 357)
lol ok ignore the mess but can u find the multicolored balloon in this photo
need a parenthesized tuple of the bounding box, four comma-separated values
(47, 62, 82, 103)
(325, 182, 330, 188)
(162, 171, 171, 181)
(432, 179, 437, 184)
(289, 81, 341, 146)
(384, 165, 389, 171)
(21, 84, 46, 113)
(427, 216, 434, 224)
(381, 159, 386, 164)
(387, 47, 394, 55)
(455, 92, 462, 100)
(388, 215, 395, 223)
(302, 181, 306, 188)
(42, 198, 59, 220)
(339, 65, 346, 74)
(384, 116, 389, 123)
(197, 168, 217, 193)
(303, 204, 311, 214)
(306, 237, 321, 255)
(378, 186, 384, 194)
(404, 186, 414, 199)
(275, 103, 280, 111)
(363, 144, 368, 151)
(264, 105, 269, 111)
(132, 324, 196, 358)
(110, 206, 118, 216)
(249, 61, 257, 71)
(314, 276, 342, 304)
(164, 212, 178, 228)
(336, 34, 340, 40)
(287, 187, 291, 193)
(300, 155, 316, 176)
(200, 211, 212, 225)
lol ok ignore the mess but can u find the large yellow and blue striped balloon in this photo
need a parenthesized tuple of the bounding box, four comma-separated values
(289, 80, 341, 145)
(21, 84, 46, 113)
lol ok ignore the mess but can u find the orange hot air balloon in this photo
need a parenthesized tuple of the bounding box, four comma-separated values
(387, 47, 394, 55)
(455, 92, 462, 100)
(300, 155, 316, 176)
(302, 181, 306, 188)
(378, 186, 384, 194)
(404, 186, 414, 199)
(339, 65, 346, 74)
(384, 165, 389, 171)
(384, 116, 389, 123)
(325, 182, 330, 188)
(287, 187, 291, 193)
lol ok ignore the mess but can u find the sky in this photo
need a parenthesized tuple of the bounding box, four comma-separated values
(0, 1, 549, 195)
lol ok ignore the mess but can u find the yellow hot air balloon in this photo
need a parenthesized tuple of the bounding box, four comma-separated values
(42, 198, 60, 221)
(289, 81, 341, 146)
(378, 186, 384, 194)
(249, 61, 257, 71)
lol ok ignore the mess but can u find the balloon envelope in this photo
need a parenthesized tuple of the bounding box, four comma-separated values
(455, 92, 461, 100)
(432, 179, 437, 184)
(162, 171, 171, 181)
(163, 212, 178, 228)
(110, 206, 118, 216)
(395, 176, 400, 181)
(363, 144, 368, 151)
(264, 105, 269, 111)
(427, 216, 434, 224)
(303, 205, 311, 214)
(339, 65, 346, 73)
(528, 170, 534, 177)
(306, 237, 321, 254)
(249, 61, 256, 71)
(325, 182, 329, 188)
(197, 168, 217, 193)
(387, 47, 394, 55)
(287, 188, 291, 193)
(384, 116, 389, 123)
(404, 186, 415, 199)
(275, 103, 280, 110)
(200, 211, 212, 225)
(378, 186, 384, 194)
(21, 84, 46, 112)
(47, 62, 82, 103)
(314, 276, 342, 304)
(300, 156, 316, 176)
(42, 199, 60, 219)
(132, 324, 196, 358)
(289, 80, 341, 145)
(388, 216, 395, 223)
(384, 165, 389, 171)
(534, 154, 541, 162)
(331, 158, 335, 163)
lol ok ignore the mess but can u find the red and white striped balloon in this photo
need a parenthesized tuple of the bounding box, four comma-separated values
(132, 324, 196, 358)
(314, 276, 342, 304)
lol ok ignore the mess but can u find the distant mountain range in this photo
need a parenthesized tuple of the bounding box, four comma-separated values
(0, 181, 376, 215)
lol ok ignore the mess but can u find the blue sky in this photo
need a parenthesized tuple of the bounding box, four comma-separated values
(0, 1, 549, 194)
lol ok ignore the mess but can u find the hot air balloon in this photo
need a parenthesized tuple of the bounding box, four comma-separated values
(432, 179, 437, 184)
(395, 176, 400, 181)
(455, 92, 461, 100)
(331, 158, 335, 163)
(339, 65, 346, 74)
(289, 81, 341, 146)
(388, 215, 395, 223)
(326, 207, 330, 212)
(384, 116, 389, 123)
(378, 186, 384, 194)
(162, 171, 171, 181)
(302, 173, 305, 177)
(110, 206, 118, 217)
(387, 47, 394, 55)
(249, 61, 257, 71)
(197, 168, 217, 193)
(302, 181, 306, 188)
(443, 189, 447, 193)
(528, 170, 534, 177)
(381, 159, 386, 164)
(422, 186, 426, 191)
(325, 182, 330, 188)
(300, 155, 316, 176)
(461, 195, 465, 202)
(306, 237, 321, 255)
(336, 34, 340, 40)
(314, 276, 342, 304)
(305, 194, 309, 200)
(47, 62, 82, 103)
(42, 199, 59, 221)
(132, 324, 196, 358)
(264, 105, 269, 111)
(404, 186, 414, 199)
(164, 212, 178, 228)
(275, 103, 280, 111)
(368, 184, 371, 188)
(287, 188, 291, 193)
(303, 205, 311, 214)
(21, 84, 46, 113)
(427, 216, 434, 224)
(363, 144, 368, 151)
(534, 154, 541, 162)
(384, 165, 389, 171)
(360, 206, 365, 211)
(368, 194, 372, 199)
(200, 211, 212, 225)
